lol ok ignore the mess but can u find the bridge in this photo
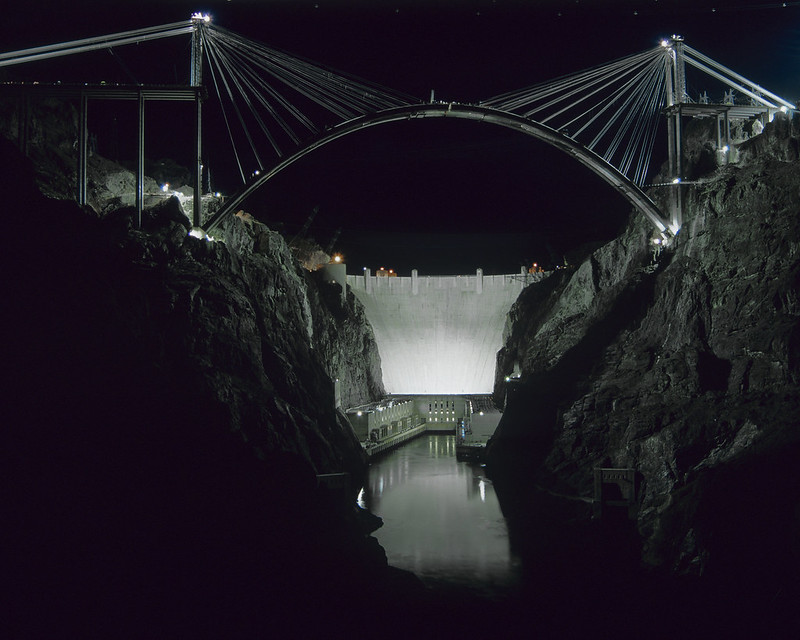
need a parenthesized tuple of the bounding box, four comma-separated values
(1, 15, 795, 243)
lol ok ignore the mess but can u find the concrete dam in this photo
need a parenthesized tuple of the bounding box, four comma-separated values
(337, 267, 540, 394)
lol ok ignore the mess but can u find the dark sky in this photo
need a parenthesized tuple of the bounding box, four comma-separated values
(6, 1, 800, 273)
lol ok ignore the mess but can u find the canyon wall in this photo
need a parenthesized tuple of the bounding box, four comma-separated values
(490, 113, 800, 628)
(1, 140, 401, 635)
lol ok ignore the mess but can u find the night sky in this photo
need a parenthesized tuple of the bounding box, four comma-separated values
(6, 1, 800, 273)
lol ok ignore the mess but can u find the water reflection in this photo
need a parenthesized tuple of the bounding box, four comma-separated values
(363, 435, 520, 598)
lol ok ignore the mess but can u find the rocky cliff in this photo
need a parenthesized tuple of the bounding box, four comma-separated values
(490, 113, 800, 632)
(1, 140, 404, 635)
(0, 97, 200, 214)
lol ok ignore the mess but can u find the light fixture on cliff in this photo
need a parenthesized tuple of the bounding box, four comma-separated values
(672, 177, 681, 184)
(721, 145, 729, 153)
(188, 228, 218, 242)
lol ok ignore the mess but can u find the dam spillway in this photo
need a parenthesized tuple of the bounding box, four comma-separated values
(343, 268, 539, 394)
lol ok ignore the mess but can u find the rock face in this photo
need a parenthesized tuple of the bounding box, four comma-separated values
(489, 114, 800, 629)
(0, 97, 187, 214)
(0, 97, 80, 200)
(305, 270, 386, 411)
(1, 140, 399, 634)
(3, 138, 383, 475)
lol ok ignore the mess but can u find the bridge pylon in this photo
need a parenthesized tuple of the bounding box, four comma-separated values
(658, 35, 796, 237)
(664, 35, 686, 234)
(190, 13, 210, 228)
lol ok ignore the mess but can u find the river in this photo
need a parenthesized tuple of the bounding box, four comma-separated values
(360, 434, 521, 599)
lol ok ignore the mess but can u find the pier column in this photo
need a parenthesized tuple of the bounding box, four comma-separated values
(191, 16, 204, 228)
(193, 93, 202, 227)
(672, 108, 684, 232)
(77, 92, 88, 207)
(365, 268, 372, 294)
(476, 268, 483, 294)
(17, 94, 30, 156)
(136, 90, 145, 229)
(412, 269, 419, 295)
(724, 107, 731, 150)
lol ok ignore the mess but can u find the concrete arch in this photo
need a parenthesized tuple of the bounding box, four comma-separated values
(204, 103, 671, 234)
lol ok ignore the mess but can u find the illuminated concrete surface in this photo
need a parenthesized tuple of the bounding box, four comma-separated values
(347, 269, 538, 394)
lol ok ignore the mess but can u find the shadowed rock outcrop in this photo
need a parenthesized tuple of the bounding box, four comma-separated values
(489, 113, 800, 633)
(1, 140, 405, 635)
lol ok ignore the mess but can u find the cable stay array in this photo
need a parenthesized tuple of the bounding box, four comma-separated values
(2, 15, 796, 233)
(679, 43, 795, 110)
(481, 48, 670, 187)
(199, 25, 416, 183)
(0, 21, 195, 68)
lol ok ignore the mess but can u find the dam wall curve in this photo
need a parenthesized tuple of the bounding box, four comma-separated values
(343, 268, 540, 394)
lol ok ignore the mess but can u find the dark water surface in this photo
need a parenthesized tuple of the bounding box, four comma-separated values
(361, 434, 521, 599)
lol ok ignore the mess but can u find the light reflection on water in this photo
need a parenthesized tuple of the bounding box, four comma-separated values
(363, 434, 521, 598)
